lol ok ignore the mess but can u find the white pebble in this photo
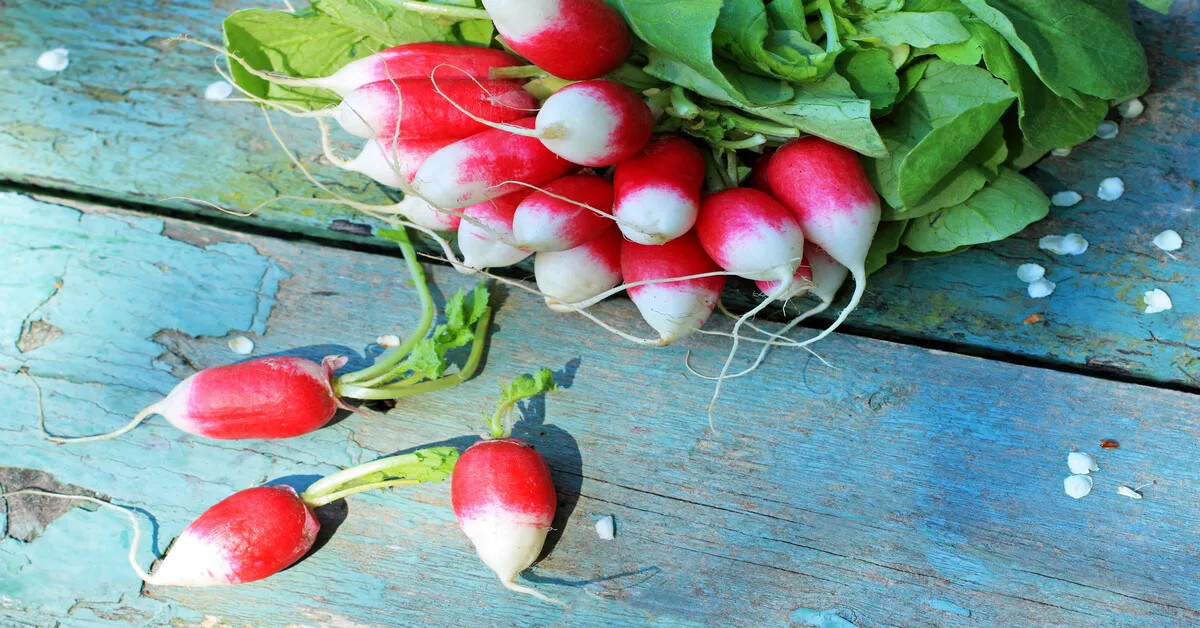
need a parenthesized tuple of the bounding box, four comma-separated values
(594, 515, 615, 540)
(1017, 263, 1045, 283)
(376, 334, 401, 349)
(1153, 229, 1183, 252)
(1051, 147, 1072, 158)
(1064, 475, 1093, 499)
(1143, 288, 1172, 314)
(1117, 98, 1145, 119)
(1051, 191, 1082, 207)
(204, 80, 234, 100)
(1095, 121, 1119, 140)
(1117, 485, 1144, 499)
(36, 48, 70, 72)
(1097, 177, 1125, 201)
(1039, 233, 1088, 256)
(228, 336, 255, 355)
(1067, 452, 1099, 475)
(1028, 278, 1056, 299)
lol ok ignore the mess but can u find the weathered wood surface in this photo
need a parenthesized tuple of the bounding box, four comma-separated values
(0, 0, 1197, 390)
(3, 192, 1199, 627)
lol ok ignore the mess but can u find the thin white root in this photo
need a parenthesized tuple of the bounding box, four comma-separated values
(705, 277, 789, 429)
(173, 34, 332, 93)
(782, 268, 865, 350)
(501, 578, 566, 606)
(685, 300, 833, 381)
(0, 489, 157, 584)
(24, 370, 159, 443)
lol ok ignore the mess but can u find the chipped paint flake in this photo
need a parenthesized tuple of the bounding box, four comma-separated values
(1117, 98, 1144, 119)
(204, 81, 234, 101)
(1098, 177, 1125, 201)
(595, 515, 615, 540)
(1095, 121, 1119, 140)
(1064, 475, 1093, 499)
(1067, 452, 1099, 475)
(1051, 147, 1072, 157)
(1153, 230, 1182, 252)
(1051, 191, 1082, 207)
(1117, 485, 1143, 499)
(1017, 263, 1045, 283)
(1028, 278, 1055, 299)
(36, 48, 69, 72)
(1144, 289, 1172, 314)
(376, 334, 401, 349)
(1039, 233, 1088, 256)
(228, 336, 254, 355)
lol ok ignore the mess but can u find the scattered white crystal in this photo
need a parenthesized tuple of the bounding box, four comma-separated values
(1117, 98, 1145, 119)
(1098, 177, 1125, 201)
(595, 515, 615, 540)
(1153, 229, 1183, 252)
(1039, 233, 1089, 256)
(1064, 475, 1093, 499)
(36, 48, 70, 72)
(1117, 485, 1144, 499)
(1095, 121, 1119, 140)
(376, 334, 401, 349)
(1017, 263, 1045, 283)
(1067, 452, 1099, 475)
(1028, 278, 1056, 299)
(1051, 191, 1083, 207)
(1051, 147, 1072, 158)
(204, 80, 234, 100)
(1144, 288, 1172, 314)
(228, 336, 254, 355)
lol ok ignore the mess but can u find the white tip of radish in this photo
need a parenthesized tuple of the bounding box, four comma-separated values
(459, 512, 549, 585)
(595, 515, 615, 540)
(1027, 278, 1056, 299)
(1051, 191, 1082, 207)
(1067, 452, 1099, 475)
(1050, 147, 1073, 157)
(37, 48, 70, 72)
(1095, 121, 1119, 140)
(616, 186, 697, 245)
(1117, 98, 1145, 119)
(1097, 177, 1125, 201)
(1144, 288, 1172, 314)
(1064, 475, 1093, 499)
(1017, 263, 1045, 283)
(376, 334, 401, 349)
(1153, 229, 1182, 252)
(204, 81, 234, 101)
(147, 528, 236, 586)
(1039, 233, 1088, 256)
(228, 336, 254, 355)
(631, 284, 719, 344)
(1117, 485, 1144, 499)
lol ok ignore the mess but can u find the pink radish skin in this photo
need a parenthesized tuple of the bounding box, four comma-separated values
(512, 174, 614, 252)
(413, 118, 574, 208)
(534, 80, 654, 167)
(150, 486, 318, 586)
(307, 43, 524, 97)
(765, 137, 880, 345)
(342, 138, 457, 188)
(534, 227, 622, 312)
(621, 231, 725, 344)
(696, 188, 805, 284)
(458, 192, 533, 271)
(451, 438, 557, 601)
(335, 79, 535, 140)
(613, 136, 705, 245)
(481, 0, 631, 80)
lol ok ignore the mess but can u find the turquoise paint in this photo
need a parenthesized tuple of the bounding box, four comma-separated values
(929, 599, 971, 617)
(789, 608, 858, 627)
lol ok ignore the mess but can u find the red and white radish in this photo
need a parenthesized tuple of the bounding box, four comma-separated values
(765, 137, 880, 346)
(512, 174, 614, 252)
(534, 226, 622, 311)
(412, 118, 574, 208)
(333, 79, 535, 140)
(613, 136, 705, 245)
(621, 231, 725, 345)
(480, 0, 631, 80)
(340, 137, 457, 189)
(451, 438, 558, 603)
(531, 80, 653, 167)
(458, 192, 533, 271)
(695, 188, 804, 284)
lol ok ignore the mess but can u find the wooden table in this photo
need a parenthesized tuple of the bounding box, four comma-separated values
(1, 2, 1197, 626)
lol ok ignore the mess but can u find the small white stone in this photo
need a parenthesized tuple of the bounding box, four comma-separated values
(1153, 229, 1183, 252)
(1097, 177, 1125, 201)
(1095, 121, 1119, 140)
(36, 48, 70, 72)
(1028, 278, 1056, 299)
(204, 80, 234, 100)
(1117, 485, 1144, 499)
(1017, 263, 1045, 283)
(1117, 98, 1145, 119)
(1064, 475, 1093, 499)
(1051, 147, 1072, 157)
(1039, 233, 1088, 256)
(595, 515, 615, 540)
(1051, 191, 1082, 207)
(1143, 288, 1172, 314)
(228, 336, 254, 355)
(1067, 452, 1099, 475)
(376, 334, 401, 349)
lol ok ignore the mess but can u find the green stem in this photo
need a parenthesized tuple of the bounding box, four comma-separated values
(304, 479, 420, 508)
(300, 447, 458, 507)
(819, 0, 840, 54)
(714, 134, 767, 150)
(489, 65, 548, 80)
(488, 399, 517, 439)
(336, 227, 434, 385)
(667, 86, 702, 120)
(400, 1, 490, 21)
(302, 452, 421, 507)
(718, 109, 801, 138)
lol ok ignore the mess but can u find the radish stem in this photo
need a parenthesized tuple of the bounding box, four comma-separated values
(300, 446, 459, 507)
(401, 1, 490, 21)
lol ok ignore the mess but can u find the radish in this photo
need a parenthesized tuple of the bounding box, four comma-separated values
(480, 0, 631, 80)
(339, 137, 457, 189)
(332, 78, 535, 140)
(534, 226, 622, 311)
(765, 137, 880, 346)
(458, 191, 533, 271)
(512, 174, 614, 252)
(412, 118, 574, 208)
(613, 135, 705, 245)
(621, 231, 725, 344)
(695, 188, 804, 284)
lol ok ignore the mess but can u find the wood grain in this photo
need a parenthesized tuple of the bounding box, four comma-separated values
(3, 192, 1198, 626)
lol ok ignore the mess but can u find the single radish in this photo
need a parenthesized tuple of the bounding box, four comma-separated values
(765, 137, 880, 346)
(512, 174, 614, 252)
(613, 135, 705, 245)
(480, 0, 631, 80)
(412, 118, 574, 208)
(695, 188, 804, 284)
(458, 192, 533, 271)
(534, 226, 622, 311)
(621, 231, 725, 344)
(339, 137, 457, 188)
(332, 79, 535, 140)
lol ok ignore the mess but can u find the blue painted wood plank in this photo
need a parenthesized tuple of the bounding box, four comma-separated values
(3, 192, 1199, 626)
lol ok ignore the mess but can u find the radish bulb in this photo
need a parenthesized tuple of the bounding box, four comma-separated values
(613, 135, 705, 245)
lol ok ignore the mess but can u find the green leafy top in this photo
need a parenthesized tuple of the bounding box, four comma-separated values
(486, 368, 558, 439)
